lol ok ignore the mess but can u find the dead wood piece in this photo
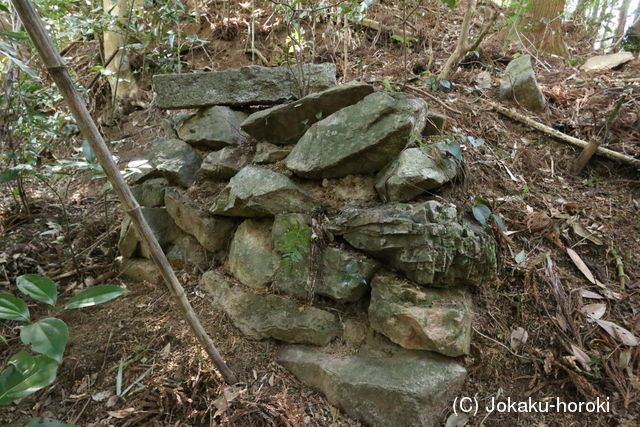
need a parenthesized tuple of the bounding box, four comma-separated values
(487, 100, 640, 169)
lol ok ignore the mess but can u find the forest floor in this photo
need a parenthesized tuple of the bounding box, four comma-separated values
(1, 1, 639, 425)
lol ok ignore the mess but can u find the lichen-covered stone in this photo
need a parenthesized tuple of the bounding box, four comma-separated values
(375, 147, 458, 202)
(330, 201, 497, 286)
(131, 177, 168, 207)
(316, 247, 378, 303)
(241, 81, 374, 145)
(253, 143, 292, 164)
(499, 54, 546, 112)
(200, 146, 250, 180)
(369, 272, 472, 356)
(164, 188, 236, 257)
(278, 346, 467, 427)
(167, 235, 211, 270)
(227, 219, 279, 289)
(177, 106, 247, 149)
(285, 92, 428, 179)
(202, 271, 341, 345)
(150, 138, 201, 187)
(153, 63, 337, 109)
(210, 166, 316, 217)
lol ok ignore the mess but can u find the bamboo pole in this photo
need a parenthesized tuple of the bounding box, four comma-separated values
(10, 0, 238, 385)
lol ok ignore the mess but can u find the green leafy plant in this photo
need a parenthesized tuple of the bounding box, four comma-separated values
(471, 196, 507, 231)
(276, 223, 312, 272)
(0, 274, 128, 405)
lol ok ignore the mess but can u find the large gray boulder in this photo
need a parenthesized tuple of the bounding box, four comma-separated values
(210, 166, 316, 217)
(153, 63, 336, 109)
(177, 106, 247, 149)
(285, 92, 428, 179)
(499, 54, 546, 112)
(241, 81, 374, 145)
(330, 201, 497, 286)
(227, 219, 279, 289)
(278, 346, 467, 427)
(164, 188, 236, 256)
(369, 272, 472, 357)
(375, 147, 458, 202)
(202, 271, 341, 345)
(200, 146, 250, 181)
(150, 138, 201, 188)
(118, 207, 182, 259)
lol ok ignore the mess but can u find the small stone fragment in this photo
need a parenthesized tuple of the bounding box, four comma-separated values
(499, 54, 546, 112)
(200, 146, 250, 180)
(253, 143, 292, 164)
(150, 138, 201, 188)
(177, 106, 247, 149)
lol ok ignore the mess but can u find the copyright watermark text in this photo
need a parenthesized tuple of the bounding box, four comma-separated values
(453, 396, 611, 415)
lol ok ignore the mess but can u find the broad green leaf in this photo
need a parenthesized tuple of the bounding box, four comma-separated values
(82, 141, 95, 163)
(444, 141, 462, 160)
(26, 417, 77, 427)
(16, 274, 58, 306)
(472, 204, 492, 226)
(0, 352, 58, 405)
(0, 168, 19, 183)
(20, 318, 69, 363)
(64, 285, 128, 309)
(0, 293, 29, 321)
(492, 214, 508, 232)
(515, 250, 526, 264)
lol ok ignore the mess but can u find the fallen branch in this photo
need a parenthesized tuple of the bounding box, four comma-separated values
(11, 0, 238, 385)
(486, 100, 640, 169)
(405, 85, 464, 115)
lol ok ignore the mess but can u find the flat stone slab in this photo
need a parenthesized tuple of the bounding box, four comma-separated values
(202, 271, 341, 345)
(330, 201, 497, 286)
(499, 54, 546, 112)
(581, 52, 634, 71)
(285, 91, 428, 179)
(210, 166, 316, 217)
(278, 346, 466, 427)
(153, 64, 337, 109)
(369, 272, 472, 357)
(240, 81, 374, 145)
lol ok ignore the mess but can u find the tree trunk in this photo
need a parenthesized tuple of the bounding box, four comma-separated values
(103, 0, 141, 111)
(518, 0, 568, 57)
(572, 0, 590, 21)
(614, 0, 631, 46)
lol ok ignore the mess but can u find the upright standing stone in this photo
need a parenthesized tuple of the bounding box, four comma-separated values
(499, 54, 546, 112)
(227, 219, 279, 289)
(240, 82, 374, 145)
(153, 64, 336, 109)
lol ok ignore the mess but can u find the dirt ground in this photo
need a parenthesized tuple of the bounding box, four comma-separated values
(1, 1, 639, 425)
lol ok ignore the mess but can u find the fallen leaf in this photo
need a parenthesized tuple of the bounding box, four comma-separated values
(596, 319, 639, 346)
(107, 408, 135, 419)
(566, 248, 596, 284)
(570, 344, 591, 371)
(567, 219, 603, 245)
(91, 390, 111, 402)
(580, 289, 604, 299)
(445, 413, 469, 427)
(580, 303, 606, 321)
(510, 327, 529, 349)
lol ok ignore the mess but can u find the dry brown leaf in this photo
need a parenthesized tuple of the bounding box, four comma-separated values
(595, 319, 639, 346)
(579, 303, 606, 320)
(107, 408, 135, 419)
(570, 344, 591, 371)
(580, 289, 604, 299)
(566, 248, 596, 284)
(510, 327, 529, 349)
(567, 219, 603, 245)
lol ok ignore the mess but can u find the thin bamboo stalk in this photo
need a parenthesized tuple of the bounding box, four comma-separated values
(10, 0, 238, 385)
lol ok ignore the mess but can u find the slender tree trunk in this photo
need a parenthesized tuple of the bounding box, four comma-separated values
(572, 0, 590, 21)
(103, 0, 141, 111)
(518, 0, 569, 57)
(614, 0, 631, 46)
